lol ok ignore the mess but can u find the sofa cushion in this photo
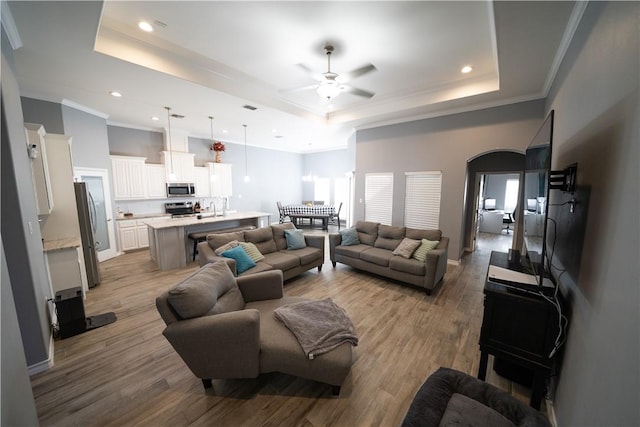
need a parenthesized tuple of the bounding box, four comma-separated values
(222, 246, 257, 274)
(439, 393, 515, 427)
(167, 262, 244, 319)
(339, 227, 360, 246)
(245, 227, 278, 254)
(355, 221, 378, 246)
(284, 229, 307, 250)
(412, 238, 440, 262)
(405, 227, 442, 242)
(239, 241, 265, 262)
(263, 251, 300, 271)
(282, 246, 322, 266)
(389, 255, 426, 276)
(360, 247, 394, 267)
(237, 260, 273, 276)
(334, 244, 370, 259)
(207, 231, 246, 251)
(271, 222, 297, 251)
(392, 237, 421, 258)
(214, 239, 239, 255)
(374, 224, 406, 250)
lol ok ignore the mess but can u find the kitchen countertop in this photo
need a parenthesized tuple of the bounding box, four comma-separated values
(43, 237, 81, 252)
(116, 213, 171, 221)
(144, 211, 271, 229)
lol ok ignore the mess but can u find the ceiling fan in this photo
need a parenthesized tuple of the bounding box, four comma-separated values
(284, 45, 376, 100)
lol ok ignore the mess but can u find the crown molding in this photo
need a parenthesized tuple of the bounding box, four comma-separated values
(1, 1, 22, 49)
(543, 1, 589, 96)
(62, 99, 109, 119)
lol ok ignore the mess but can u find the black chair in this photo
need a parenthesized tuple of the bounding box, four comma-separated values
(503, 211, 515, 233)
(329, 202, 343, 230)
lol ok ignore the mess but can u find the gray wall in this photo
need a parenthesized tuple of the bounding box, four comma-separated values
(62, 105, 111, 170)
(354, 100, 545, 259)
(1, 25, 48, 422)
(545, 2, 639, 426)
(22, 96, 64, 134)
(108, 126, 164, 164)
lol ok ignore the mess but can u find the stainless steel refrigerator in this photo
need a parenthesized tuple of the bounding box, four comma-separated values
(74, 182, 100, 287)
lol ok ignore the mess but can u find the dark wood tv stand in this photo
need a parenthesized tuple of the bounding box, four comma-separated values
(478, 251, 563, 409)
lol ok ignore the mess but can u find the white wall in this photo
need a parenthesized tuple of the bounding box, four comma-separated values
(545, 2, 639, 425)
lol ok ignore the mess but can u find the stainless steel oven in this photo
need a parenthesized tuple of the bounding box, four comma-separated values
(166, 182, 195, 198)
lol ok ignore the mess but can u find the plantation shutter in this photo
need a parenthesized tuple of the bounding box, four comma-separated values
(404, 171, 442, 229)
(365, 173, 393, 225)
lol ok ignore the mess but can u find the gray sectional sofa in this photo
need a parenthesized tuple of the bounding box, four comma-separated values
(197, 222, 324, 280)
(329, 221, 449, 294)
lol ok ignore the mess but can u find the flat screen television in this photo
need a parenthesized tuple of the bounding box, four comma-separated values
(522, 110, 554, 286)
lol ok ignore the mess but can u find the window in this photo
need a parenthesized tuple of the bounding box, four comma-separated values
(504, 179, 519, 213)
(313, 178, 330, 204)
(365, 173, 393, 225)
(404, 171, 442, 229)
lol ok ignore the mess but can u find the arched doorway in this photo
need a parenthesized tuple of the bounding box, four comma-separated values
(463, 151, 525, 253)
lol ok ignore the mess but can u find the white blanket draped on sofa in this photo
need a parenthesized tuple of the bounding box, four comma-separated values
(274, 298, 358, 359)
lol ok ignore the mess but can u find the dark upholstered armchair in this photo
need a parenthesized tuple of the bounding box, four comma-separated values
(402, 367, 551, 427)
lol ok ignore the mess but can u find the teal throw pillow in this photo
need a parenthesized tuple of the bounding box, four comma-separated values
(284, 229, 307, 250)
(221, 245, 256, 274)
(339, 227, 360, 246)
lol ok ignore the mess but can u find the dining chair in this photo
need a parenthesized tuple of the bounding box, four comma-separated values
(276, 201, 289, 224)
(329, 202, 343, 230)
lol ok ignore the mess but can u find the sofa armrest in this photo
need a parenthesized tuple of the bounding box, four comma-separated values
(328, 233, 342, 262)
(304, 234, 325, 264)
(237, 270, 284, 302)
(424, 237, 449, 289)
(197, 241, 237, 274)
(162, 309, 260, 379)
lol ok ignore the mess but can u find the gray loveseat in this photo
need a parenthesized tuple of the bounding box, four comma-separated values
(156, 263, 353, 394)
(329, 221, 449, 294)
(198, 222, 324, 280)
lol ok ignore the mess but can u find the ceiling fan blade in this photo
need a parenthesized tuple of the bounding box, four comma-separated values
(338, 63, 377, 82)
(296, 63, 324, 81)
(279, 84, 318, 94)
(342, 85, 375, 98)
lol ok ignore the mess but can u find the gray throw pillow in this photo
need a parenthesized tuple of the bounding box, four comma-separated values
(284, 229, 307, 250)
(392, 237, 421, 258)
(340, 227, 361, 246)
(439, 393, 515, 427)
(214, 240, 239, 255)
(167, 262, 237, 319)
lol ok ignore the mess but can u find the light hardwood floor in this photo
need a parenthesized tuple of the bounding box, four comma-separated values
(31, 230, 536, 426)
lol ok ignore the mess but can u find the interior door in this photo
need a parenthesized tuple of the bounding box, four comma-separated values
(74, 168, 117, 261)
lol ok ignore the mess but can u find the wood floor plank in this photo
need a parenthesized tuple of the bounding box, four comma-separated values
(31, 231, 542, 426)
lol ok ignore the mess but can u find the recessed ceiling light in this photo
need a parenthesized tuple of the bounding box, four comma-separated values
(272, 129, 277, 133)
(151, 116, 159, 121)
(222, 129, 228, 134)
(461, 65, 473, 74)
(138, 21, 153, 32)
(109, 91, 122, 97)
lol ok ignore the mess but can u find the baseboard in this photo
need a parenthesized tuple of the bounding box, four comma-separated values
(447, 259, 461, 266)
(28, 334, 54, 376)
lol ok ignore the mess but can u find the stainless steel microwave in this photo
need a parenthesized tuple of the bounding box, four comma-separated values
(166, 182, 196, 198)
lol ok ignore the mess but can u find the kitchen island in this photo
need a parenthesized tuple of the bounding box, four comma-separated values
(146, 211, 271, 271)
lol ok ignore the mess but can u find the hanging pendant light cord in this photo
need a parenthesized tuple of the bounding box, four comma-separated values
(165, 106, 174, 175)
(209, 115, 214, 141)
(243, 124, 248, 180)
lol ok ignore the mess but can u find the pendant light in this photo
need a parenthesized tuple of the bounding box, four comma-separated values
(165, 106, 176, 181)
(243, 124, 250, 182)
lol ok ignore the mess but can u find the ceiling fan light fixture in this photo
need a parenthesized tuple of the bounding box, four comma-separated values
(317, 81, 342, 100)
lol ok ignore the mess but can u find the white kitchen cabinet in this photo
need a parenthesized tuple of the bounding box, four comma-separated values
(146, 164, 167, 199)
(194, 166, 211, 197)
(25, 124, 54, 215)
(111, 156, 148, 199)
(136, 222, 150, 248)
(162, 151, 195, 183)
(209, 163, 233, 197)
(117, 219, 139, 251)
